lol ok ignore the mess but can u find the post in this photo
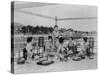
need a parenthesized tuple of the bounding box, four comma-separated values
(55, 16, 57, 25)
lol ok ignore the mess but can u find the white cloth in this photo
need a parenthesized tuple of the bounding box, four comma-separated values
(26, 43, 33, 53)
(26, 43, 33, 63)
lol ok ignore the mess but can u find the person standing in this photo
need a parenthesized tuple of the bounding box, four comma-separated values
(52, 25, 60, 52)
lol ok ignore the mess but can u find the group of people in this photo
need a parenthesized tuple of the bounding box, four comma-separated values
(45, 25, 94, 62)
(21, 25, 94, 64)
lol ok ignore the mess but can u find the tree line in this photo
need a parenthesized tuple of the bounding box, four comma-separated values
(12, 24, 54, 34)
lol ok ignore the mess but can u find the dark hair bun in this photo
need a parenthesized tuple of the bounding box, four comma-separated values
(59, 37, 64, 44)
(27, 37, 32, 43)
(54, 25, 58, 28)
(83, 37, 88, 42)
(48, 36, 52, 39)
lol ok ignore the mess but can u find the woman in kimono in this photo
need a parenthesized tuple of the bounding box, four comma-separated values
(67, 37, 77, 55)
(52, 25, 60, 52)
(57, 36, 69, 61)
(77, 37, 89, 59)
(26, 37, 34, 63)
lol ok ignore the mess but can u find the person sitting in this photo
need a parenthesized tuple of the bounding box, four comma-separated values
(77, 37, 89, 59)
(67, 37, 77, 55)
(57, 36, 68, 61)
(46, 36, 53, 50)
(44, 36, 54, 58)
(26, 37, 34, 63)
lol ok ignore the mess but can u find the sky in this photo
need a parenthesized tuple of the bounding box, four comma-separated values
(14, 1, 97, 31)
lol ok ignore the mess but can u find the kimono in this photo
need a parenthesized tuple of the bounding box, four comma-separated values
(67, 40, 77, 54)
(57, 40, 68, 61)
(52, 30, 60, 49)
(45, 40, 54, 55)
(78, 40, 89, 58)
(26, 42, 33, 63)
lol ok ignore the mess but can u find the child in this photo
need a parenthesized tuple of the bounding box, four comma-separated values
(45, 36, 54, 57)
(26, 37, 33, 63)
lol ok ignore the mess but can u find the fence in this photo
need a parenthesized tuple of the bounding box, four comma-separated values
(13, 34, 97, 60)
